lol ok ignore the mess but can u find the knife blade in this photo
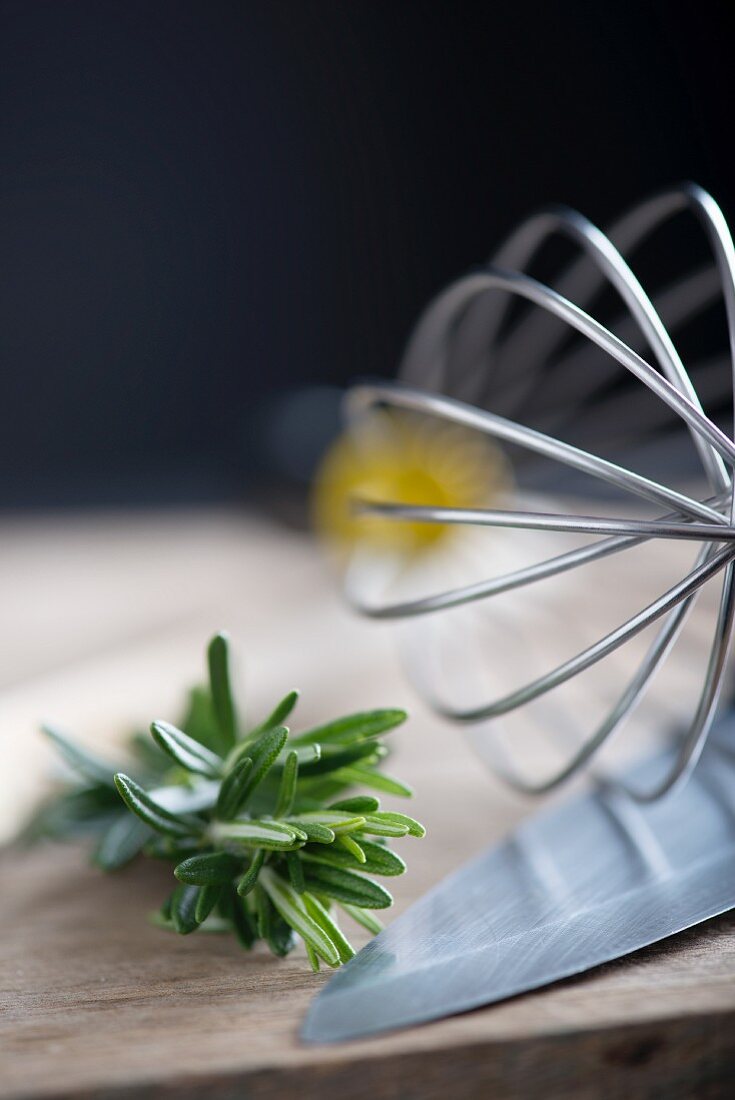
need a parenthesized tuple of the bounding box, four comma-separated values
(302, 711, 735, 1042)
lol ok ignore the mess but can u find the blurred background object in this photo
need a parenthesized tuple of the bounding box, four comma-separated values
(1, 0, 734, 515)
(312, 407, 511, 559)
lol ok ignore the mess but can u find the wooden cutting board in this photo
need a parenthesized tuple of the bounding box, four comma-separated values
(0, 511, 733, 1099)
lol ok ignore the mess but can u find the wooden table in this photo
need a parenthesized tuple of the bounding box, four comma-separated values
(1, 510, 733, 1099)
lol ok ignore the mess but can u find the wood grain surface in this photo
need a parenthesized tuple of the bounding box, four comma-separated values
(1, 511, 734, 1099)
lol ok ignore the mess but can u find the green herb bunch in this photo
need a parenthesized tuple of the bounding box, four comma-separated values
(25, 633, 423, 970)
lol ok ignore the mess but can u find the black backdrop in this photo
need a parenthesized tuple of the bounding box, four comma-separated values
(1, 0, 733, 507)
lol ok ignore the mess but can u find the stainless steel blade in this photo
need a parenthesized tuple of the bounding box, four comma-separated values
(302, 712, 735, 1042)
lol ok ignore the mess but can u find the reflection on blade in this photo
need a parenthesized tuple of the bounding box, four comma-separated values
(302, 712, 735, 1042)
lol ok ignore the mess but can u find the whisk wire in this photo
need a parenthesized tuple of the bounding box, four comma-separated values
(345, 184, 735, 801)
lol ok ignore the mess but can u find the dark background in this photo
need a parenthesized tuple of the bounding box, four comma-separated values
(1, 0, 733, 509)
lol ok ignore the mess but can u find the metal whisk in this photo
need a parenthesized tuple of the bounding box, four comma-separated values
(342, 183, 735, 803)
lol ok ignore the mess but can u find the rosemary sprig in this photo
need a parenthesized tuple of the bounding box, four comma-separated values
(24, 633, 424, 969)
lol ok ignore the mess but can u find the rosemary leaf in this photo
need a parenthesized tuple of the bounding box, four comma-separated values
(93, 814, 150, 871)
(249, 689, 299, 738)
(275, 742, 320, 767)
(226, 725, 288, 809)
(337, 835, 366, 863)
(340, 903, 385, 935)
(259, 868, 340, 967)
(285, 849, 306, 893)
(211, 818, 301, 850)
(292, 709, 407, 746)
(254, 884, 272, 940)
(303, 864, 393, 909)
(305, 944, 321, 972)
(329, 795, 380, 814)
(303, 893, 356, 964)
(215, 756, 253, 820)
(232, 892, 258, 949)
(302, 839, 406, 877)
(114, 774, 201, 838)
(369, 810, 426, 838)
(286, 810, 366, 835)
(236, 849, 265, 897)
(174, 851, 242, 885)
(357, 814, 410, 838)
(194, 883, 222, 923)
(267, 911, 297, 958)
(298, 741, 379, 776)
(329, 765, 413, 798)
(178, 685, 220, 753)
(150, 720, 223, 779)
(42, 725, 117, 787)
(171, 884, 202, 934)
(274, 749, 298, 819)
(286, 820, 334, 844)
(207, 633, 238, 752)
